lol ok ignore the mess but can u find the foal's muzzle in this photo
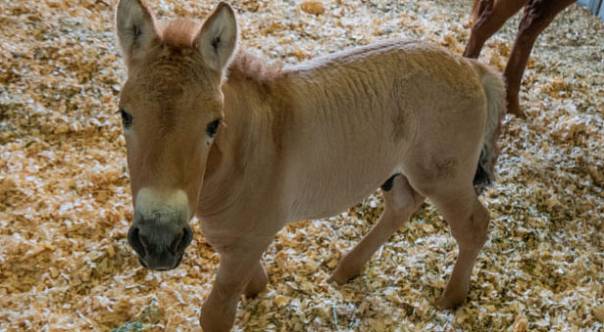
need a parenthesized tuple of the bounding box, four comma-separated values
(127, 220, 193, 271)
(128, 188, 192, 270)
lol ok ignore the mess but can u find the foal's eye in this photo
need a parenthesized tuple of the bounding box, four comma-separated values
(206, 119, 221, 137)
(119, 109, 133, 129)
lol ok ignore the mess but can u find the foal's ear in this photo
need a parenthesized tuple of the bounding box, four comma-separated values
(194, 2, 238, 74)
(115, 0, 158, 65)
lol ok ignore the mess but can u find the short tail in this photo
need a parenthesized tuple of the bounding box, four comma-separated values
(470, 60, 507, 193)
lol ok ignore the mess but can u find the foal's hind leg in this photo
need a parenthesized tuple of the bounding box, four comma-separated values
(420, 185, 490, 309)
(330, 175, 424, 284)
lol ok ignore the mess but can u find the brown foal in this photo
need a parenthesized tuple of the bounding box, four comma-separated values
(114, 1, 507, 330)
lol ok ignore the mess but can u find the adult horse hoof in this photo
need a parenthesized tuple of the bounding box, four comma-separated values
(507, 97, 526, 118)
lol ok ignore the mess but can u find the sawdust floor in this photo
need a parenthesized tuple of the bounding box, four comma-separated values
(1, 0, 603, 331)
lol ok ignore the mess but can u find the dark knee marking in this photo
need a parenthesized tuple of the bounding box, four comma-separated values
(468, 209, 490, 246)
(381, 173, 401, 192)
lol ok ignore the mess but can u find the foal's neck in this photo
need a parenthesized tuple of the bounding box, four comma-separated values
(198, 52, 286, 218)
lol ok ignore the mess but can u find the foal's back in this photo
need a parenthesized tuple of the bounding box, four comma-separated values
(277, 40, 489, 221)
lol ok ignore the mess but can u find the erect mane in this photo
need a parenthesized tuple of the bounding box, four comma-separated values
(160, 18, 201, 48)
(159, 18, 282, 82)
(228, 51, 283, 83)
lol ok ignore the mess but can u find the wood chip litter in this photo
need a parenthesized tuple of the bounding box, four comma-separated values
(1, 0, 602, 331)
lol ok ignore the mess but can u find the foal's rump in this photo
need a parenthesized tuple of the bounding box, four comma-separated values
(395, 48, 505, 194)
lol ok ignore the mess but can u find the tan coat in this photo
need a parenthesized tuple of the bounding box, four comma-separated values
(115, 1, 506, 331)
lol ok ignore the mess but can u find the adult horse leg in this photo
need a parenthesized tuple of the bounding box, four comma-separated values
(464, 0, 527, 58)
(330, 175, 425, 284)
(504, 0, 575, 116)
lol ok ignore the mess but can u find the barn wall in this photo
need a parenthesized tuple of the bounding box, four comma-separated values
(578, 0, 603, 19)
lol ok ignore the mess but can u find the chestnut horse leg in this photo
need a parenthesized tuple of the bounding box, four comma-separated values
(464, 0, 527, 58)
(505, 0, 575, 116)
(330, 175, 425, 284)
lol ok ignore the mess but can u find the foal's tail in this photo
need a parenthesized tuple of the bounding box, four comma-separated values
(470, 60, 507, 193)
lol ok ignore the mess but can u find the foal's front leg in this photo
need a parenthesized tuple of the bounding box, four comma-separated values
(244, 261, 268, 298)
(200, 238, 271, 332)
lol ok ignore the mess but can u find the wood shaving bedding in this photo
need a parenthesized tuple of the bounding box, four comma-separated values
(1, 0, 602, 331)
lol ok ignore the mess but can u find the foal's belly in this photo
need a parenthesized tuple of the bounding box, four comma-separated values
(288, 183, 382, 221)
(284, 147, 403, 221)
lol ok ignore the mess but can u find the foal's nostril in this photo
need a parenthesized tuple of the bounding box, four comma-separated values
(138, 257, 149, 268)
(127, 227, 146, 256)
(169, 226, 193, 254)
(169, 231, 185, 254)
(180, 226, 193, 250)
(139, 234, 150, 251)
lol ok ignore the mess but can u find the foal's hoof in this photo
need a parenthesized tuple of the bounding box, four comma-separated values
(244, 275, 268, 299)
(436, 293, 465, 310)
(328, 273, 352, 285)
(328, 265, 361, 285)
(244, 283, 266, 299)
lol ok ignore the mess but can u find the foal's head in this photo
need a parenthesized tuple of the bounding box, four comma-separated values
(115, 0, 238, 270)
